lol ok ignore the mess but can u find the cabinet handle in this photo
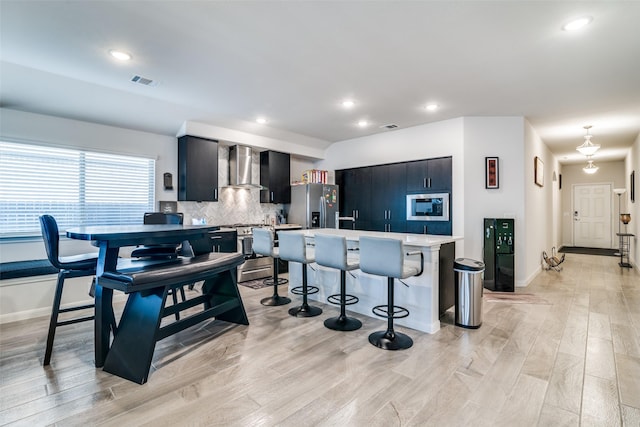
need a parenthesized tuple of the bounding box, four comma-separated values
(423, 178, 427, 188)
(388, 210, 391, 220)
(428, 178, 432, 188)
(423, 225, 427, 234)
(214, 189, 218, 199)
(271, 191, 274, 202)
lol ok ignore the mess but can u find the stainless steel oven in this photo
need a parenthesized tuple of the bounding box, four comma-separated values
(234, 225, 274, 282)
(406, 193, 450, 221)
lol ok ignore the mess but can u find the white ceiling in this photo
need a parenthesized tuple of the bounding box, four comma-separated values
(1, 1, 639, 164)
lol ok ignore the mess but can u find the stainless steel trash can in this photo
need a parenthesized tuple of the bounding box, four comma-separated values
(454, 258, 485, 329)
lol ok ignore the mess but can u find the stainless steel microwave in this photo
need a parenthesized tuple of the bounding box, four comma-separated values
(406, 193, 449, 221)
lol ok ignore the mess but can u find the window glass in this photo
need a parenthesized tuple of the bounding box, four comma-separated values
(0, 141, 155, 237)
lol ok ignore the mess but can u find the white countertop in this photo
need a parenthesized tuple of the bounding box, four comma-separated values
(278, 228, 461, 248)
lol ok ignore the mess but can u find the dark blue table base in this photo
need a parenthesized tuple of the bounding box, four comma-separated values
(97, 253, 247, 384)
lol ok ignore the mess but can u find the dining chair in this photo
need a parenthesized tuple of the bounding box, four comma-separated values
(39, 214, 98, 365)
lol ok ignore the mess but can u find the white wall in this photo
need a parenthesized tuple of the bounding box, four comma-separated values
(463, 117, 526, 282)
(524, 121, 560, 283)
(559, 161, 626, 248)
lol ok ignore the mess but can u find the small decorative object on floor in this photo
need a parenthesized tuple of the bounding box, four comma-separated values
(542, 247, 565, 272)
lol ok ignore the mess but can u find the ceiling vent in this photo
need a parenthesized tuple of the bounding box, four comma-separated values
(380, 123, 399, 129)
(130, 75, 158, 87)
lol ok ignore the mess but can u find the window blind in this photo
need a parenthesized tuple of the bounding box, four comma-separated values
(0, 141, 155, 237)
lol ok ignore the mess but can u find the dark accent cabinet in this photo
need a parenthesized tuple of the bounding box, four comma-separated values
(260, 150, 290, 204)
(336, 167, 371, 230)
(178, 135, 218, 202)
(406, 157, 452, 192)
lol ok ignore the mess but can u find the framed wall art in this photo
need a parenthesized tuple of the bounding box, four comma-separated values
(485, 157, 499, 189)
(534, 156, 544, 187)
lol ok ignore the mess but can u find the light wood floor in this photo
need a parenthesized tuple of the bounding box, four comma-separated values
(1, 254, 639, 426)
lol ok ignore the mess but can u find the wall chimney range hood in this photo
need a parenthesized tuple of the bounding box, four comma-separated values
(226, 145, 266, 189)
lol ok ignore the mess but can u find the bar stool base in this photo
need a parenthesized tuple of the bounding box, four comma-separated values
(260, 295, 291, 306)
(324, 315, 362, 331)
(288, 304, 322, 317)
(368, 330, 413, 350)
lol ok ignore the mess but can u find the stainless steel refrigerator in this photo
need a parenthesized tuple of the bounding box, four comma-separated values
(288, 184, 339, 229)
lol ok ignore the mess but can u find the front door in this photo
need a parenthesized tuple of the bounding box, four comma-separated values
(573, 183, 612, 248)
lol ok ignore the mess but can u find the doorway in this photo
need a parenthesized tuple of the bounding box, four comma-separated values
(572, 183, 612, 248)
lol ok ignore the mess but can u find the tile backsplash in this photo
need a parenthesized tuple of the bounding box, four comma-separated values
(176, 146, 283, 226)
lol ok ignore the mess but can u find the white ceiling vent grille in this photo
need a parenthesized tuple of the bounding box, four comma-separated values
(380, 123, 398, 129)
(131, 75, 158, 87)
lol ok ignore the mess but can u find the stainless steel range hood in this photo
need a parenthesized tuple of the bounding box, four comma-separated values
(226, 145, 265, 189)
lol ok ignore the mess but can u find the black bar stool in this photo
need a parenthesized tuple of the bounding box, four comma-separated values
(39, 214, 99, 365)
(252, 228, 290, 306)
(359, 236, 423, 350)
(278, 232, 322, 317)
(314, 233, 361, 331)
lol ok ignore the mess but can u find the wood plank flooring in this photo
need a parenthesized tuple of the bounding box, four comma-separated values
(1, 253, 639, 426)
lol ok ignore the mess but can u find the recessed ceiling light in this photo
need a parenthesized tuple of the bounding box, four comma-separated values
(342, 100, 355, 108)
(562, 16, 593, 31)
(109, 49, 132, 61)
(256, 117, 268, 124)
(357, 120, 369, 128)
(425, 103, 438, 111)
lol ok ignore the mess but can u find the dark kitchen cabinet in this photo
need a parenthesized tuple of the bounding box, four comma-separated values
(405, 221, 452, 235)
(178, 135, 218, 201)
(260, 150, 290, 204)
(406, 157, 452, 192)
(210, 230, 237, 253)
(336, 166, 371, 230)
(370, 163, 406, 232)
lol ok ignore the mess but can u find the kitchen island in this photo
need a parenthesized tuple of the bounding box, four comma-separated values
(281, 228, 462, 334)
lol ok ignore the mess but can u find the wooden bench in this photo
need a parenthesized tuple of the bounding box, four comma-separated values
(96, 251, 248, 384)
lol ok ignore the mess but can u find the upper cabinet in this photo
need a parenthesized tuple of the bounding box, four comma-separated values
(178, 135, 218, 202)
(260, 150, 291, 204)
(406, 157, 452, 192)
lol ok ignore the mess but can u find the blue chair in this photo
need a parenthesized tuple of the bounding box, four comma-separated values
(39, 214, 98, 365)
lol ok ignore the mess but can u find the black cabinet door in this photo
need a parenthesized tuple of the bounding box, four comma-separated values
(260, 150, 290, 204)
(337, 166, 371, 229)
(405, 221, 451, 235)
(178, 136, 218, 201)
(406, 157, 452, 192)
(370, 163, 406, 230)
(211, 230, 237, 253)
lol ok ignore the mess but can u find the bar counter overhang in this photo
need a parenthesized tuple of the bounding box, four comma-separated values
(281, 228, 462, 334)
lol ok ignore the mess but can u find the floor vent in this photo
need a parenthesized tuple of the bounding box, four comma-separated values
(131, 75, 158, 87)
(380, 123, 398, 129)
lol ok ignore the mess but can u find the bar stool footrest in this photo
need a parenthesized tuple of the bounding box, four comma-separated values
(263, 277, 289, 286)
(372, 304, 410, 319)
(291, 285, 319, 296)
(327, 293, 359, 306)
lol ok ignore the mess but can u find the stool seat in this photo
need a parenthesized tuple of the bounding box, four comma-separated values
(278, 232, 322, 317)
(253, 228, 290, 307)
(314, 233, 362, 331)
(359, 236, 423, 350)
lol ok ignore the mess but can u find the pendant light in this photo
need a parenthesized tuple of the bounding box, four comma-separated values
(576, 125, 600, 156)
(583, 157, 599, 174)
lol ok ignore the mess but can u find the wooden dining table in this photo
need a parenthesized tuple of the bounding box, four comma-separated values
(66, 224, 223, 368)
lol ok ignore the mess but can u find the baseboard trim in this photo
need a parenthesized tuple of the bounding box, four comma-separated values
(0, 294, 127, 325)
